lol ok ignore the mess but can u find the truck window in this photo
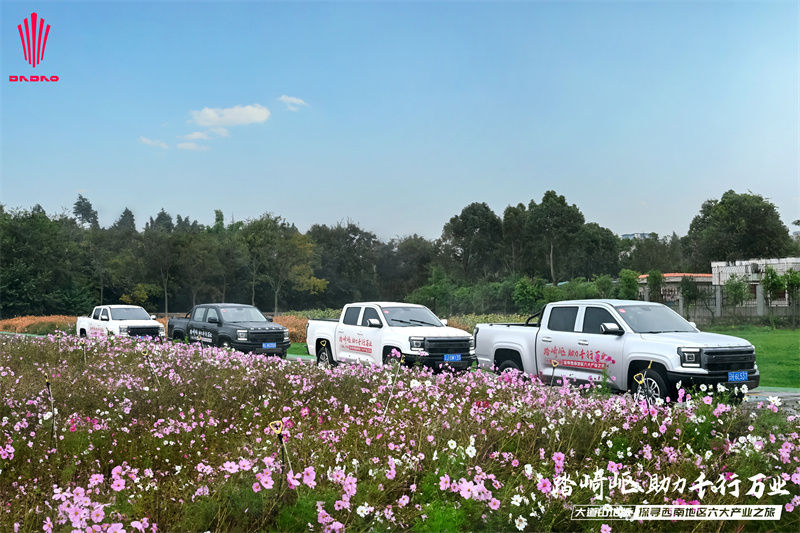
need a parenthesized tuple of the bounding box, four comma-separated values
(343, 307, 361, 326)
(192, 307, 207, 322)
(206, 308, 220, 323)
(547, 307, 578, 332)
(582, 307, 619, 334)
(92, 308, 101, 320)
(361, 307, 381, 326)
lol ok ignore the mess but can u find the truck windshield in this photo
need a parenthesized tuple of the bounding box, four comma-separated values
(110, 308, 152, 321)
(219, 306, 268, 323)
(381, 306, 443, 327)
(614, 305, 696, 334)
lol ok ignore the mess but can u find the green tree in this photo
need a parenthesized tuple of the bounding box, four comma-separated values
(263, 227, 327, 314)
(307, 222, 382, 308)
(73, 194, 99, 230)
(407, 267, 456, 316)
(143, 213, 179, 315)
(723, 274, 752, 318)
(686, 190, 791, 271)
(440, 202, 503, 282)
(617, 269, 641, 300)
(784, 269, 800, 326)
(512, 277, 545, 315)
(592, 274, 615, 298)
(761, 266, 786, 308)
(528, 191, 584, 283)
(646, 270, 665, 303)
(376, 235, 437, 302)
(678, 275, 700, 319)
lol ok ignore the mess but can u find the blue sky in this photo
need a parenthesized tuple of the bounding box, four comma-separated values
(2, 1, 798, 242)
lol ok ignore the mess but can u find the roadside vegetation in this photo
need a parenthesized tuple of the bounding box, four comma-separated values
(1, 334, 798, 532)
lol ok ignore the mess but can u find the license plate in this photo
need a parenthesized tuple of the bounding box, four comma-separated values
(262, 342, 277, 349)
(728, 371, 748, 382)
(444, 354, 461, 362)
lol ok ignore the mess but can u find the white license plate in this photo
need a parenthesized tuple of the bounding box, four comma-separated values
(263, 342, 277, 349)
(444, 354, 461, 362)
(728, 371, 748, 382)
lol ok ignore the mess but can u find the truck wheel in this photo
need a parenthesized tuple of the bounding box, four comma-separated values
(633, 370, 669, 403)
(317, 345, 335, 368)
(79, 329, 87, 338)
(220, 339, 231, 349)
(497, 359, 522, 374)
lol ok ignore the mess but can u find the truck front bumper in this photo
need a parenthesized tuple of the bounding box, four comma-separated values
(666, 369, 760, 392)
(232, 340, 290, 358)
(402, 353, 478, 372)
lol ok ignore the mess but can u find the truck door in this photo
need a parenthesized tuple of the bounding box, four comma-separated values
(335, 306, 362, 363)
(536, 305, 580, 385)
(357, 306, 384, 365)
(204, 307, 221, 345)
(577, 306, 626, 391)
(188, 306, 207, 343)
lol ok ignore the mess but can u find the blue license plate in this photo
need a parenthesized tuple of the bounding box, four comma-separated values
(262, 342, 277, 349)
(728, 371, 748, 382)
(444, 354, 461, 362)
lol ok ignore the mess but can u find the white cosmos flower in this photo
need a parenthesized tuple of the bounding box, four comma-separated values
(448, 440, 457, 450)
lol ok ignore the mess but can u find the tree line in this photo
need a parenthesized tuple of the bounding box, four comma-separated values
(1, 189, 796, 318)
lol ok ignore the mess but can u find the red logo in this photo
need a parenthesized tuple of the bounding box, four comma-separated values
(18, 12, 50, 68)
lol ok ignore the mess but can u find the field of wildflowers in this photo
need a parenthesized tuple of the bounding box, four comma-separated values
(1, 333, 798, 532)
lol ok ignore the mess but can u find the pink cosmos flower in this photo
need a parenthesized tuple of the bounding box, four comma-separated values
(252, 482, 262, 493)
(398, 495, 410, 508)
(111, 478, 126, 492)
(107, 524, 125, 533)
(439, 474, 451, 491)
(489, 498, 500, 510)
(601, 524, 612, 533)
(703, 396, 713, 405)
(287, 470, 301, 489)
(131, 521, 146, 532)
(537, 478, 552, 494)
(43, 517, 53, 533)
(303, 467, 317, 488)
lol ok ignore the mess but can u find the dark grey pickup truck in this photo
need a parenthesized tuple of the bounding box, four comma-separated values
(168, 303, 290, 358)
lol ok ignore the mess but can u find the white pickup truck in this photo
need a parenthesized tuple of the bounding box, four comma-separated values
(474, 299, 759, 400)
(306, 302, 476, 370)
(76, 305, 166, 339)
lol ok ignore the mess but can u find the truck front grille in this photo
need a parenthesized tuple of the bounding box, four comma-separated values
(423, 337, 471, 357)
(703, 347, 756, 372)
(249, 331, 284, 344)
(128, 326, 161, 337)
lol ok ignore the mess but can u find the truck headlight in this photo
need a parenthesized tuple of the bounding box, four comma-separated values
(119, 326, 128, 336)
(159, 326, 165, 336)
(237, 330, 247, 341)
(409, 337, 425, 351)
(678, 347, 701, 368)
(283, 330, 289, 341)
(469, 337, 475, 351)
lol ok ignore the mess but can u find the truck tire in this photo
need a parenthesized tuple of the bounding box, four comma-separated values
(220, 338, 231, 349)
(79, 329, 87, 338)
(317, 344, 335, 368)
(497, 359, 522, 374)
(633, 369, 669, 403)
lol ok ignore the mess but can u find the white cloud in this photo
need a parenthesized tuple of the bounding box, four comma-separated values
(177, 142, 210, 151)
(182, 131, 211, 140)
(190, 104, 270, 127)
(140, 136, 168, 149)
(209, 127, 230, 138)
(278, 95, 309, 111)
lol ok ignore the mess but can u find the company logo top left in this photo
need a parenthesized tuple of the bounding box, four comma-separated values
(18, 12, 50, 68)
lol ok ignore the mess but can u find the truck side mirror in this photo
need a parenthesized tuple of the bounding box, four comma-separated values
(208, 316, 220, 324)
(367, 318, 382, 328)
(150, 315, 156, 320)
(101, 315, 109, 322)
(441, 319, 448, 326)
(601, 323, 624, 336)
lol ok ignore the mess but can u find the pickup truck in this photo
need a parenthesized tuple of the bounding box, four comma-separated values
(474, 299, 759, 400)
(76, 305, 165, 339)
(168, 303, 290, 357)
(306, 302, 476, 370)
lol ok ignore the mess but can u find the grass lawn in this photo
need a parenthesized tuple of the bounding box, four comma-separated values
(701, 325, 800, 389)
(288, 342, 310, 356)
